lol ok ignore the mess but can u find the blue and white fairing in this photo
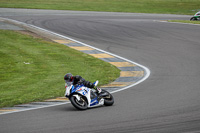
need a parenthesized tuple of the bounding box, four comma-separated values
(65, 82, 104, 108)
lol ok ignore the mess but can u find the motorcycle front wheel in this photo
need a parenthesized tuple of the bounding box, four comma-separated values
(70, 94, 88, 110)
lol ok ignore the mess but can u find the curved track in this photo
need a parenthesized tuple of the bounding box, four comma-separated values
(1, 8, 200, 133)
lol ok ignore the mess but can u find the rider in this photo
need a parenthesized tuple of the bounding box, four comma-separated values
(195, 11, 200, 16)
(64, 73, 102, 93)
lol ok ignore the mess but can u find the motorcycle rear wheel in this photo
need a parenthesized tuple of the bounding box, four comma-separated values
(190, 17, 198, 21)
(101, 89, 114, 106)
(70, 94, 88, 110)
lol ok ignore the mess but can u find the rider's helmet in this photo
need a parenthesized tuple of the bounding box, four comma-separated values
(64, 73, 73, 82)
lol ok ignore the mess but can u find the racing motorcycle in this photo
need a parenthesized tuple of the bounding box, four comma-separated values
(190, 11, 200, 21)
(65, 81, 114, 110)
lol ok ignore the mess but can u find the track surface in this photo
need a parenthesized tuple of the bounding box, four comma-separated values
(1, 8, 200, 133)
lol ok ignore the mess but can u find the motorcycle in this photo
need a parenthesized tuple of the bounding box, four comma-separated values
(190, 11, 200, 21)
(65, 81, 114, 110)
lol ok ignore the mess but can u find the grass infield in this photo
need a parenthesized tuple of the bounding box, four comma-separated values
(0, 0, 199, 15)
(0, 30, 120, 108)
(1, 0, 199, 108)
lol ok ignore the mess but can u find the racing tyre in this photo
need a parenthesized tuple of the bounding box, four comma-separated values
(70, 94, 88, 110)
(101, 89, 114, 106)
(190, 17, 197, 21)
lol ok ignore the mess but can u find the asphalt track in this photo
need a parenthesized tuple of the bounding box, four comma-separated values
(1, 8, 200, 133)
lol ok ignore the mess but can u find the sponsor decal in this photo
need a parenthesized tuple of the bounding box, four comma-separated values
(90, 98, 98, 106)
(77, 88, 82, 91)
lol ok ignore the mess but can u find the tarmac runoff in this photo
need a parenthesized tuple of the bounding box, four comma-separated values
(0, 18, 150, 115)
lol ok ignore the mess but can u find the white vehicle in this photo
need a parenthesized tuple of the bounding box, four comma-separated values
(65, 81, 114, 110)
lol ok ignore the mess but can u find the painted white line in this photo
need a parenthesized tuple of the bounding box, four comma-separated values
(0, 102, 70, 115)
(0, 17, 151, 114)
(27, 20, 151, 93)
(155, 20, 200, 26)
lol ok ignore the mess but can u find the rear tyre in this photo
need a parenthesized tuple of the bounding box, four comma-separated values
(70, 94, 88, 110)
(190, 17, 197, 21)
(101, 89, 114, 106)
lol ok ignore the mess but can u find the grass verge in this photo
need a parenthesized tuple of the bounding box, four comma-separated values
(0, 0, 200, 15)
(168, 20, 200, 25)
(0, 30, 120, 108)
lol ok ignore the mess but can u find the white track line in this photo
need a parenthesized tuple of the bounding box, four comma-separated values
(156, 20, 200, 26)
(0, 17, 151, 115)
(0, 102, 71, 115)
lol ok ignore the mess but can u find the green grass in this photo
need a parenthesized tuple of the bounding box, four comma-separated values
(0, 0, 199, 15)
(168, 20, 200, 24)
(0, 30, 120, 108)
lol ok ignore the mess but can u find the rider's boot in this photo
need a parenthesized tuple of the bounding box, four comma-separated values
(94, 86, 102, 94)
(97, 87, 102, 94)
